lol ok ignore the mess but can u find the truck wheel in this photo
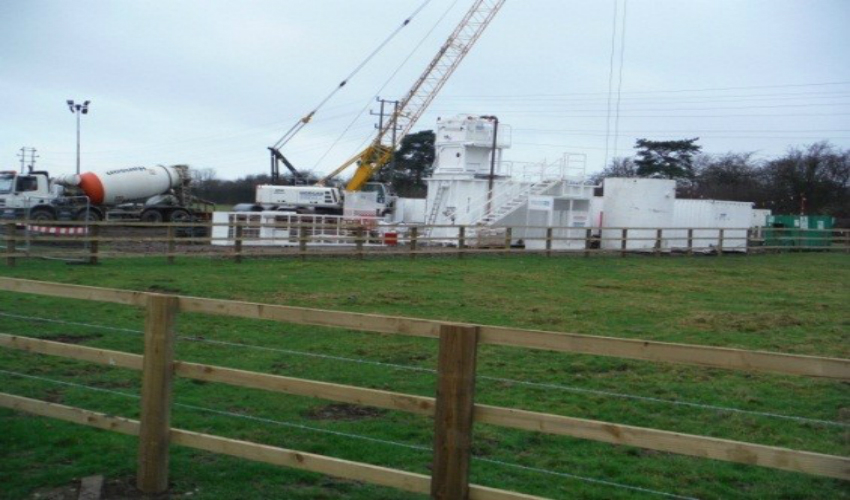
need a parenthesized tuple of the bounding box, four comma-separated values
(29, 208, 56, 222)
(168, 209, 191, 223)
(75, 209, 102, 222)
(140, 209, 163, 223)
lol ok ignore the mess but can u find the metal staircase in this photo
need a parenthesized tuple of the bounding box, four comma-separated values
(473, 179, 561, 226)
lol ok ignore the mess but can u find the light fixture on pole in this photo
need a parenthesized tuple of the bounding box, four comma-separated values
(67, 99, 91, 175)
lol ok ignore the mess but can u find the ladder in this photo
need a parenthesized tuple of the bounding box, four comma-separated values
(425, 185, 449, 226)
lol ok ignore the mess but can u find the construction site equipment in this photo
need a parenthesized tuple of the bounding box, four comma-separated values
(0, 166, 212, 222)
(265, 1, 435, 185)
(319, 0, 507, 191)
(247, 0, 506, 218)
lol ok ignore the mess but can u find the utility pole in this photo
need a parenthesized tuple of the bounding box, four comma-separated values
(371, 97, 401, 172)
(17, 147, 38, 173)
(27, 148, 38, 172)
(67, 99, 91, 175)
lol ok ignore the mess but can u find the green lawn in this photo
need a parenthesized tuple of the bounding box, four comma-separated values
(0, 253, 848, 499)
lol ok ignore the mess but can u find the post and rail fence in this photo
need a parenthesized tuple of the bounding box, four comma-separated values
(1, 219, 848, 265)
(0, 277, 847, 499)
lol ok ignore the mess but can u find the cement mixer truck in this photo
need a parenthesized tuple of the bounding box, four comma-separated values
(0, 165, 213, 222)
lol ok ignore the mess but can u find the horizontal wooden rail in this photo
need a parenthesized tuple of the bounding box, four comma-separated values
(3, 334, 848, 479)
(178, 295, 442, 339)
(0, 393, 543, 500)
(477, 326, 850, 380)
(7, 245, 850, 263)
(0, 334, 435, 415)
(6, 219, 847, 232)
(0, 277, 147, 306)
(1, 277, 848, 380)
(474, 405, 850, 480)
(7, 223, 848, 266)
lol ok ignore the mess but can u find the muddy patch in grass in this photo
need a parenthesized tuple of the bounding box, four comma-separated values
(681, 311, 805, 333)
(39, 333, 102, 344)
(43, 388, 65, 404)
(305, 403, 387, 421)
(29, 475, 199, 499)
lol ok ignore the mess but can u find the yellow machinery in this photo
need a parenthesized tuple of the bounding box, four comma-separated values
(317, 0, 507, 191)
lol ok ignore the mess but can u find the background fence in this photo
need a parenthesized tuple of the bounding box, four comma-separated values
(0, 277, 847, 499)
(2, 220, 849, 265)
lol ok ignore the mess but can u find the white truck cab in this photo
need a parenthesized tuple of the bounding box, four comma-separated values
(0, 171, 59, 220)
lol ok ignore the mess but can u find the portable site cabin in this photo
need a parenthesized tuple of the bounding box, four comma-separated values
(764, 215, 835, 248)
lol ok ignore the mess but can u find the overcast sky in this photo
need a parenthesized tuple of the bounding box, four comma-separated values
(2, 0, 849, 181)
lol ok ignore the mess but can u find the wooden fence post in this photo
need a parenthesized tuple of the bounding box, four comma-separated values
(431, 324, 479, 500)
(545, 227, 553, 257)
(89, 224, 100, 265)
(655, 229, 662, 257)
(504, 228, 512, 254)
(621, 228, 628, 257)
(745, 228, 751, 256)
(718, 229, 724, 256)
(234, 223, 243, 264)
(584, 228, 592, 257)
(458, 226, 465, 260)
(356, 227, 365, 260)
(410, 227, 418, 260)
(137, 294, 179, 494)
(299, 225, 308, 261)
(166, 226, 175, 265)
(6, 223, 17, 267)
(687, 228, 694, 256)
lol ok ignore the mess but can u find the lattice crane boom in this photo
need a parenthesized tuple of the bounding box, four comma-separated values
(319, 0, 506, 190)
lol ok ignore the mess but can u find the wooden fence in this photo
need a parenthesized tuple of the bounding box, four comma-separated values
(0, 277, 847, 499)
(2, 220, 849, 265)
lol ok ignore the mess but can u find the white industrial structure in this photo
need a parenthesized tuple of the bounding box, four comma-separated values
(423, 115, 594, 249)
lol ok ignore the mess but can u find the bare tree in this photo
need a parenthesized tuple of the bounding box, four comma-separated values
(691, 152, 768, 203)
(589, 157, 637, 184)
(762, 142, 850, 217)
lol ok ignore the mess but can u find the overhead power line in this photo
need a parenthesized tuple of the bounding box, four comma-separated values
(603, 0, 620, 171)
(443, 81, 850, 99)
(612, 0, 628, 159)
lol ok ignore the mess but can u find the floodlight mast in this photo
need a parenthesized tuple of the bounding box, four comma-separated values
(67, 99, 91, 175)
(317, 0, 506, 191)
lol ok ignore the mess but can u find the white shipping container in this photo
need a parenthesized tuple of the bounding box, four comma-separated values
(751, 208, 771, 228)
(669, 199, 753, 252)
(601, 178, 676, 250)
(389, 198, 427, 224)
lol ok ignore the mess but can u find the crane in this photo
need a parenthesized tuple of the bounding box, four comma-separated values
(249, 0, 505, 215)
(318, 0, 507, 191)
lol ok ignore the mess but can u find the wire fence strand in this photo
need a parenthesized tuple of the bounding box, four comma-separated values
(0, 368, 698, 500)
(1, 311, 844, 429)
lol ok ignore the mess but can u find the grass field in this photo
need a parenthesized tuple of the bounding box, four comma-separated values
(0, 253, 848, 499)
